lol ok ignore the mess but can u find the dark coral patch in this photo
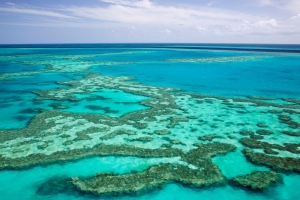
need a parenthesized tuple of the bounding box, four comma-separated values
(130, 137, 153, 142)
(239, 130, 254, 136)
(278, 115, 299, 129)
(256, 130, 273, 135)
(72, 164, 222, 196)
(263, 148, 278, 155)
(240, 137, 300, 154)
(12, 115, 29, 122)
(167, 116, 189, 128)
(231, 171, 281, 190)
(154, 130, 170, 135)
(256, 123, 268, 128)
(85, 105, 119, 114)
(198, 134, 222, 141)
(282, 131, 300, 136)
(36, 176, 76, 196)
(19, 108, 44, 114)
(243, 149, 300, 172)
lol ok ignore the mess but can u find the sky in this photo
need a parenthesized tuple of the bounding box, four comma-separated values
(0, 0, 299, 44)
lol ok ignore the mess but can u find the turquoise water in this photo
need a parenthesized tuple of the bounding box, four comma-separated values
(0, 156, 184, 200)
(0, 73, 84, 129)
(0, 156, 300, 200)
(0, 44, 300, 199)
(0, 79, 149, 129)
(93, 54, 300, 98)
(60, 89, 149, 117)
(0, 62, 44, 73)
(212, 151, 269, 179)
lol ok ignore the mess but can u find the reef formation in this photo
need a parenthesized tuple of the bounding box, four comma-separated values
(0, 51, 299, 197)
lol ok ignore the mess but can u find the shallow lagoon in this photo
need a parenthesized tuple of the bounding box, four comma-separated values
(93, 54, 300, 98)
(0, 73, 84, 129)
(0, 44, 300, 199)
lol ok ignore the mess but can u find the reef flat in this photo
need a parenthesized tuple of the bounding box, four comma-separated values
(0, 46, 300, 199)
(0, 72, 299, 195)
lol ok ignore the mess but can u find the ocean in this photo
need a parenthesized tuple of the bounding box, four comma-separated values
(0, 44, 299, 200)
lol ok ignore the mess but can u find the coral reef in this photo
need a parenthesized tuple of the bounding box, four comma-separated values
(69, 142, 236, 196)
(164, 56, 267, 63)
(72, 163, 222, 196)
(231, 171, 281, 190)
(278, 115, 299, 129)
(0, 57, 299, 197)
(37, 176, 75, 196)
(240, 137, 300, 154)
(198, 134, 222, 141)
(256, 130, 273, 135)
(282, 131, 300, 136)
(243, 149, 300, 172)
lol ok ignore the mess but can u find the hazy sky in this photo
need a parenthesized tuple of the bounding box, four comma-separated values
(0, 0, 299, 44)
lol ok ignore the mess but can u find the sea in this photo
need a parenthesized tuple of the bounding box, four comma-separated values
(0, 43, 300, 200)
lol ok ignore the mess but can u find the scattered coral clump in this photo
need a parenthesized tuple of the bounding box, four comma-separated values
(231, 171, 281, 190)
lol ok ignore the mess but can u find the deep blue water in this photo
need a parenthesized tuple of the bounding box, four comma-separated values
(0, 62, 44, 73)
(1, 43, 300, 53)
